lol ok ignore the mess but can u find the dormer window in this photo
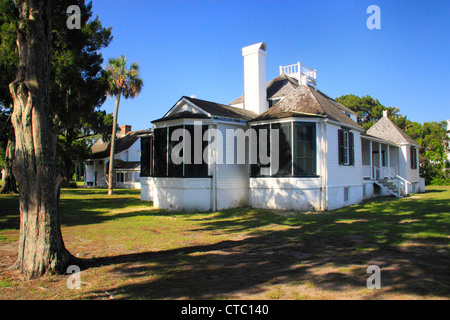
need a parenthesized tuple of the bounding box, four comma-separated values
(268, 98, 281, 108)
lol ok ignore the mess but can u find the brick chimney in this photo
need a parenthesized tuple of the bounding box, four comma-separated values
(121, 125, 132, 136)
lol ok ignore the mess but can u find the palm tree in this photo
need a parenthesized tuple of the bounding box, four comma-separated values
(105, 55, 143, 195)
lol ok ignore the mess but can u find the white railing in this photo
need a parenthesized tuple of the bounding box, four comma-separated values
(280, 62, 317, 88)
(373, 165, 411, 196)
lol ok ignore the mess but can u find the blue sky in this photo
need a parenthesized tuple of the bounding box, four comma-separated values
(92, 0, 450, 131)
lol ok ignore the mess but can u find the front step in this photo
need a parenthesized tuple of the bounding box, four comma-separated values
(375, 178, 404, 198)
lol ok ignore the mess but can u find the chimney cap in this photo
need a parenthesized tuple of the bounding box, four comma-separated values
(242, 42, 267, 56)
(383, 110, 388, 118)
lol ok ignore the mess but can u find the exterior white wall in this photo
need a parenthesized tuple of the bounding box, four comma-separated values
(85, 160, 106, 187)
(150, 178, 212, 212)
(215, 123, 250, 210)
(399, 144, 421, 194)
(326, 124, 363, 187)
(325, 123, 364, 210)
(141, 177, 154, 202)
(250, 178, 322, 211)
(114, 140, 141, 163)
(327, 185, 364, 211)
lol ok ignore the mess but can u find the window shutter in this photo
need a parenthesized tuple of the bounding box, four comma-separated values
(338, 129, 345, 165)
(411, 147, 417, 169)
(349, 132, 355, 166)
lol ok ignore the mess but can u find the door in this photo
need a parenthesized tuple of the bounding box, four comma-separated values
(372, 151, 380, 179)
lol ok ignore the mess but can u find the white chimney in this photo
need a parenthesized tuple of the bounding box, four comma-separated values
(242, 42, 268, 115)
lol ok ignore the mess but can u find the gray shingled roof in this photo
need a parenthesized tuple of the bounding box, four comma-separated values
(153, 110, 210, 123)
(88, 130, 145, 160)
(249, 85, 363, 129)
(114, 161, 140, 171)
(230, 74, 357, 117)
(184, 96, 258, 120)
(230, 74, 300, 105)
(367, 116, 421, 147)
(155, 96, 258, 123)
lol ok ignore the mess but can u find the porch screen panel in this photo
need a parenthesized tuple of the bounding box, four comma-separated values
(272, 123, 292, 176)
(251, 124, 271, 177)
(153, 128, 168, 177)
(140, 136, 152, 177)
(168, 126, 184, 177)
(184, 125, 209, 177)
(294, 123, 316, 177)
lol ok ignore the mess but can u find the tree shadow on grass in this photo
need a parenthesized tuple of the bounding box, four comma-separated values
(83, 196, 449, 300)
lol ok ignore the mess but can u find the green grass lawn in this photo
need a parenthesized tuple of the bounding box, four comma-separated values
(0, 186, 449, 300)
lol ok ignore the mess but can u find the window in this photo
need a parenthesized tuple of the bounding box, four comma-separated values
(251, 122, 317, 178)
(294, 123, 316, 177)
(344, 187, 350, 202)
(338, 129, 355, 166)
(410, 146, 418, 170)
(116, 172, 125, 183)
(268, 98, 281, 108)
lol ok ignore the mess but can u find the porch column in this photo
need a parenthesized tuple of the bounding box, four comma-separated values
(369, 141, 373, 179)
(378, 143, 382, 178)
(93, 161, 97, 187)
(387, 145, 391, 176)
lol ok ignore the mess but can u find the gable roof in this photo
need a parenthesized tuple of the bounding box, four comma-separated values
(367, 116, 421, 147)
(153, 96, 258, 123)
(249, 85, 363, 130)
(88, 130, 145, 160)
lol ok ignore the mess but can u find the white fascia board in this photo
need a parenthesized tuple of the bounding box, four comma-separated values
(164, 97, 211, 118)
(152, 118, 217, 129)
(361, 134, 399, 147)
(324, 119, 365, 132)
(249, 116, 325, 127)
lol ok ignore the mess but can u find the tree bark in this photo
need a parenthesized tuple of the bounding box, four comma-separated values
(107, 94, 121, 196)
(0, 125, 18, 194)
(9, 0, 75, 279)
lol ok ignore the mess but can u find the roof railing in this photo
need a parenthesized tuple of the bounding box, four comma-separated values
(280, 62, 317, 89)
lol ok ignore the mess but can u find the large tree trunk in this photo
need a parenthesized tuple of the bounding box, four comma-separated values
(107, 94, 121, 196)
(9, 0, 74, 279)
(0, 125, 18, 194)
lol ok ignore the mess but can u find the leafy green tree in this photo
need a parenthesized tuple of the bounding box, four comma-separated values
(105, 55, 143, 195)
(336, 94, 404, 131)
(0, 0, 18, 193)
(51, 0, 113, 183)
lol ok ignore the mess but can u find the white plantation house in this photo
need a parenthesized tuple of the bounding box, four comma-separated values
(139, 42, 425, 211)
(85, 125, 145, 189)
